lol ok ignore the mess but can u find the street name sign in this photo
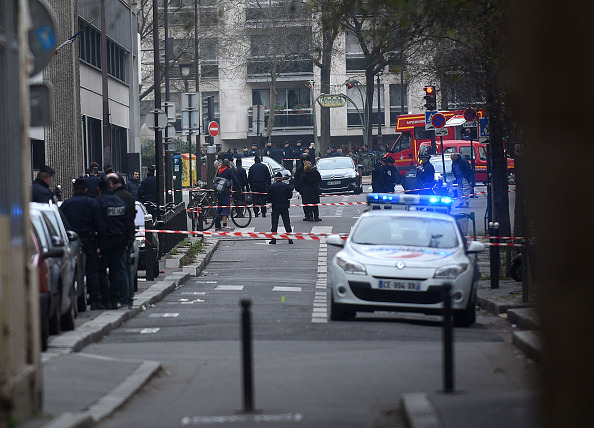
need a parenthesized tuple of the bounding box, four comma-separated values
(317, 94, 346, 108)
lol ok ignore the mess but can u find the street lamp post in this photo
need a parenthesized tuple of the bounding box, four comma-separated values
(308, 80, 318, 157)
(377, 74, 382, 149)
(179, 62, 193, 189)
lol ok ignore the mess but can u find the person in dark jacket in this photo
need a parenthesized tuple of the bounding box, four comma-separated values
(416, 153, 436, 194)
(138, 165, 158, 217)
(248, 156, 271, 218)
(249, 144, 259, 157)
(96, 175, 133, 309)
(109, 173, 137, 308)
(294, 153, 311, 221)
(214, 159, 241, 230)
(233, 148, 243, 159)
(60, 177, 107, 310)
(451, 152, 473, 207)
(32, 165, 55, 203)
(385, 157, 401, 192)
(270, 144, 284, 164)
(282, 141, 294, 171)
(125, 170, 140, 200)
(267, 172, 294, 244)
(372, 157, 389, 193)
(300, 160, 322, 221)
(263, 141, 273, 158)
(234, 157, 249, 212)
(85, 162, 101, 198)
(308, 142, 316, 160)
(293, 141, 304, 169)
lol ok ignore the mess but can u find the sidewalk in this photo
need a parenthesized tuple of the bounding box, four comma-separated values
(22, 238, 220, 428)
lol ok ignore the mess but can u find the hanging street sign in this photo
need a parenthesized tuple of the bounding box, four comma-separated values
(317, 94, 346, 108)
(145, 109, 168, 130)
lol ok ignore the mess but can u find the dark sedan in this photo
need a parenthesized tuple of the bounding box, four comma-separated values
(316, 156, 363, 194)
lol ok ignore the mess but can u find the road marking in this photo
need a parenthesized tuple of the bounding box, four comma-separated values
(311, 234, 329, 323)
(215, 285, 244, 291)
(194, 281, 218, 284)
(149, 313, 179, 318)
(181, 291, 206, 295)
(180, 413, 303, 425)
(272, 286, 302, 292)
(140, 328, 160, 334)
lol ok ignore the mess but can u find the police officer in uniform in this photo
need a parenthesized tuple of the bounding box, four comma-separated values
(417, 153, 436, 194)
(96, 175, 133, 309)
(61, 178, 107, 310)
(248, 156, 271, 218)
(85, 162, 101, 198)
(267, 172, 294, 245)
(138, 165, 158, 217)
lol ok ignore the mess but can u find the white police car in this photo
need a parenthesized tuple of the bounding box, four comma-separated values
(327, 193, 485, 326)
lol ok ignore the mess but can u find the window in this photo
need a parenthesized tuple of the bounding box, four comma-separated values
(345, 33, 366, 72)
(79, 19, 128, 83)
(200, 38, 218, 78)
(390, 133, 411, 152)
(389, 83, 408, 125)
(250, 88, 312, 129)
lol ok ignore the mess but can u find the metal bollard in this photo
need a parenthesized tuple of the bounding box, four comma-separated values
(442, 284, 454, 393)
(145, 214, 155, 282)
(489, 222, 500, 289)
(240, 299, 254, 412)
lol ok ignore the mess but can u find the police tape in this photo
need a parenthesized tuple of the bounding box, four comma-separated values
(186, 201, 368, 212)
(138, 227, 525, 246)
(469, 235, 526, 241)
(139, 229, 347, 240)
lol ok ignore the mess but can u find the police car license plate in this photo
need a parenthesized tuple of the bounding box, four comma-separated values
(328, 180, 341, 185)
(379, 280, 421, 291)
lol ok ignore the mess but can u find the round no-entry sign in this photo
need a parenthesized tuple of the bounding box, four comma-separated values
(431, 113, 446, 129)
(208, 121, 219, 137)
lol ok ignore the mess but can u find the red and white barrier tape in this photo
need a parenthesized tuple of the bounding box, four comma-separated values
(140, 229, 347, 240)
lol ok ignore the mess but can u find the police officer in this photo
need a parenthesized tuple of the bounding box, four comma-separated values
(294, 153, 309, 220)
(60, 178, 107, 310)
(282, 141, 294, 171)
(294, 141, 304, 169)
(248, 156, 271, 218)
(417, 153, 436, 194)
(85, 162, 101, 198)
(138, 165, 157, 217)
(270, 143, 284, 164)
(109, 173, 137, 308)
(249, 144, 259, 157)
(267, 172, 294, 245)
(263, 141, 273, 158)
(385, 157, 401, 192)
(32, 165, 55, 203)
(372, 157, 388, 193)
(96, 175, 133, 309)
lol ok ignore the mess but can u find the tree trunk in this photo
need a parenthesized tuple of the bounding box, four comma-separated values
(266, 63, 278, 139)
(319, 29, 335, 156)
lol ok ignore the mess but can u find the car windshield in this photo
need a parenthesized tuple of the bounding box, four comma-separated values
(134, 203, 147, 227)
(317, 158, 354, 171)
(262, 156, 283, 171)
(351, 216, 459, 248)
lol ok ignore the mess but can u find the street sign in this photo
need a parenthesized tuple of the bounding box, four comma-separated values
(435, 128, 448, 137)
(425, 111, 437, 130)
(145, 109, 168, 130)
(164, 125, 176, 140)
(431, 112, 447, 128)
(445, 115, 466, 127)
(317, 94, 346, 108)
(208, 121, 220, 137)
(181, 110, 200, 131)
(182, 93, 199, 111)
(463, 108, 477, 122)
(463, 121, 477, 128)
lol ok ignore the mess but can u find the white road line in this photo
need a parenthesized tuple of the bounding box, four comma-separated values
(272, 286, 302, 292)
(139, 328, 160, 334)
(215, 285, 245, 291)
(312, 230, 330, 323)
(148, 313, 179, 318)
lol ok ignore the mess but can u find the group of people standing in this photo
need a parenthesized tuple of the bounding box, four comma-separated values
(31, 162, 159, 311)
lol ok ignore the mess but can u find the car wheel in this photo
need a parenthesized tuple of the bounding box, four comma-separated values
(40, 300, 49, 352)
(49, 292, 61, 335)
(77, 275, 88, 313)
(330, 294, 356, 321)
(453, 292, 476, 327)
(61, 283, 76, 331)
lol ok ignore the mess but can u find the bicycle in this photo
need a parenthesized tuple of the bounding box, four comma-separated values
(190, 190, 252, 230)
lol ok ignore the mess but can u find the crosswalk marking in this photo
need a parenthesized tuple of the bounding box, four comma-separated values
(215, 285, 244, 291)
(272, 286, 302, 292)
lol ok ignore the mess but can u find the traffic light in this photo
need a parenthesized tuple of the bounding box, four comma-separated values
(346, 82, 355, 89)
(423, 86, 436, 110)
(306, 81, 312, 89)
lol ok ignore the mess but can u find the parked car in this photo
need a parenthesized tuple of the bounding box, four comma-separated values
(30, 203, 77, 334)
(29, 225, 63, 351)
(316, 156, 363, 194)
(135, 201, 160, 278)
(327, 194, 485, 326)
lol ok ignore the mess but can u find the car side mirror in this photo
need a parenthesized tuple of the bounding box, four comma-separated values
(466, 241, 485, 254)
(327, 234, 345, 247)
(42, 247, 65, 259)
(51, 236, 65, 247)
(67, 230, 79, 242)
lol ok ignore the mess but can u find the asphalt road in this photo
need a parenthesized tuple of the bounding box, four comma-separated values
(84, 187, 527, 428)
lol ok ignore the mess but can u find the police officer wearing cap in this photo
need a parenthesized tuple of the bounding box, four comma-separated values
(96, 175, 133, 309)
(266, 172, 294, 244)
(61, 177, 108, 310)
(385, 157, 401, 192)
(32, 165, 55, 203)
(85, 162, 101, 198)
(372, 157, 389, 193)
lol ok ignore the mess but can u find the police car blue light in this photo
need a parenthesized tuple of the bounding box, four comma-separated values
(367, 193, 453, 208)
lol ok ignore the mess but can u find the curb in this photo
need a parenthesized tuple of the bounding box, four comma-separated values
(400, 393, 441, 428)
(476, 295, 531, 316)
(512, 330, 542, 362)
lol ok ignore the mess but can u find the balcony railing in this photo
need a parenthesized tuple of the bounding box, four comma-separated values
(248, 107, 313, 131)
(247, 57, 313, 77)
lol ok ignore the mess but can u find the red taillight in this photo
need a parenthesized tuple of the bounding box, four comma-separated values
(38, 259, 50, 293)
